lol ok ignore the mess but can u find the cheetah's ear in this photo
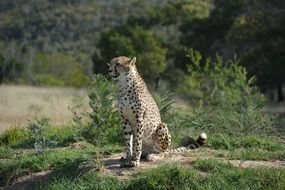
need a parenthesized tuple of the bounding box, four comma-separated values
(130, 57, 136, 66)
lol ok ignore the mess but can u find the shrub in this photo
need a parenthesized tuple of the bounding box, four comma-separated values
(85, 74, 124, 146)
(184, 104, 276, 136)
(175, 49, 277, 136)
(179, 49, 261, 106)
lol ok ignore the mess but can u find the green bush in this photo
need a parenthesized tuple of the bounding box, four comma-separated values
(184, 104, 276, 136)
(174, 49, 276, 136)
(85, 74, 124, 146)
(179, 49, 260, 106)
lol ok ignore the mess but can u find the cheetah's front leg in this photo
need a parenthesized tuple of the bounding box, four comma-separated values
(120, 114, 144, 167)
(131, 123, 144, 167)
(123, 118, 133, 159)
(120, 118, 134, 168)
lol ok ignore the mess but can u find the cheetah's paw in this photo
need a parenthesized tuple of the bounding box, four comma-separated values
(120, 157, 140, 168)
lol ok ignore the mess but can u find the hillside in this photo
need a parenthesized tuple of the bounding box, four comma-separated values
(0, 0, 169, 52)
(1, 0, 284, 98)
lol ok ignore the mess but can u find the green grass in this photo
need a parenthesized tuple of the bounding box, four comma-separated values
(205, 134, 284, 151)
(0, 126, 28, 147)
(1, 124, 284, 186)
(0, 142, 123, 186)
(0, 111, 284, 189)
(203, 134, 285, 161)
(43, 173, 122, 190)
(1, 143, 284, 188)
(226, 149, 285, 161)
(185, 148, 285, 161)
(0, 123, 86, 148)
(0, 120, 123, 149)
(43, 123, 82, 146)
(0, 146, 15, 159)
(192, 158, 236, 173)
(43, 161, 285, 190)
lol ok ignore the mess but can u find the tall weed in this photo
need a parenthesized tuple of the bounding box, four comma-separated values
(85, 74, 124, 145)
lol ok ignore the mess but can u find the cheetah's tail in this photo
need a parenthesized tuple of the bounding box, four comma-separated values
(166, 132, 207, 154)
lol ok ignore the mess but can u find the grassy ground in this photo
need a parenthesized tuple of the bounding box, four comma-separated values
(1, 144, 284, 189)
(0, 127, 284, 189)
(43, 162, 285, 190)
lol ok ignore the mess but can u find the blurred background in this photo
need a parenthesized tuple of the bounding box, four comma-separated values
(0, 0, 284, 131)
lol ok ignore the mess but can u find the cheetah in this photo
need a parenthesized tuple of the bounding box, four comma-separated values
(108, 56, 207, 167)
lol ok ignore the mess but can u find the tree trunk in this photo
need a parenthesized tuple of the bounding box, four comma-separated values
(155, 75, 161, 91)
(277, 84, 284, 102)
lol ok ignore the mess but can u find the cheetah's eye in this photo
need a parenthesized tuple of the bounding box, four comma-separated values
(114, 64, 118, 73)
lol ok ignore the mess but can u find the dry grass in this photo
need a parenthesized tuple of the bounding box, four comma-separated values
(0, 85, 89, 131)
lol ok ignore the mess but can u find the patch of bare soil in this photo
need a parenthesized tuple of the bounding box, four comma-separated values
(226, 160, 285, 169)
(1, 170, 52, 190)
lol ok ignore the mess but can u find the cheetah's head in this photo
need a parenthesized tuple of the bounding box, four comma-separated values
(108, 56, 136, 80)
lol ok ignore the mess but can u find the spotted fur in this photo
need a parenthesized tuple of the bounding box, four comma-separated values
(108, 56, 207, 167)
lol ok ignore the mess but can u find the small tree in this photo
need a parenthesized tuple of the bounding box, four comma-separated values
(86, 74, 123, 145)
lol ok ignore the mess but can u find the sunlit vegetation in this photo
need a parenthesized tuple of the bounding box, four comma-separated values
(0, 0, 284, 189)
